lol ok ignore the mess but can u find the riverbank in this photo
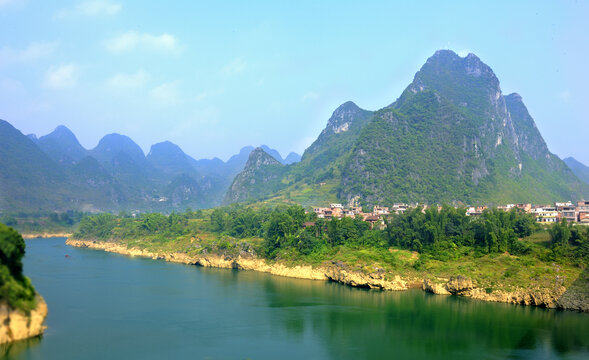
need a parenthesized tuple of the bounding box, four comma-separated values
(0, 296, 47, 345)
(66, 239, 589, 312)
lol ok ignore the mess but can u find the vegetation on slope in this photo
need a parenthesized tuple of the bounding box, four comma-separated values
(72, 205, 589, 294)
(0, 223, 37, 312)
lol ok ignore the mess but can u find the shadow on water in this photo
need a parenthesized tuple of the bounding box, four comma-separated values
(1, 336, 41, 359)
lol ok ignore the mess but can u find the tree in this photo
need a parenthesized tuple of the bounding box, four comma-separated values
(549, 218, 571, 248)
(0, 223, 26, 279)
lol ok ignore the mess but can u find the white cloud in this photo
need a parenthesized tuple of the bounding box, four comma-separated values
(107, 69, 148, 88)
(559, 90, 571, 103)
(0, 42, 58, 66)
(0, 0, 21, 7)
(104, 31, 178, 54)
(222, 57, 246, 77)
(43, 64, 79, 89)
(301, 91, 320, 102)
(55, 0, 121, 19)
(150, 81, 181, 105)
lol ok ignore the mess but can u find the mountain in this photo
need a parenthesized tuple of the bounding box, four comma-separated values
(224, 101, 374, 205)
(564, 157, 589, 185)
(301, 101, 373, 169)
(2, 119, 277, 211)
(284, 152, 302, 164)
(147, 141, 199, 178)
(223, 147, 286, 204)
(91, 133, 146, 164)
(37, 125, 88, 166)
(0, 120, 73, 211)
(340, 50, 588, 204)
(260, 145, 284, 163)
(227, 50, 589, 206)
(192, 146, 254, 179)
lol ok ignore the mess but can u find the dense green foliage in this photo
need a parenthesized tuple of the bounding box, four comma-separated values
(75, 212, 194, 241)
(74, 204, 588, 270)
(0, 223, 36, 311)
(0, 210, 85, 234)
(387, 207, 537, 257)
(549, 219, 589, 264)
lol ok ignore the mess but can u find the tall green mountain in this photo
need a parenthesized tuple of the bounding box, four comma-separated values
(564, 157, 589, 185)
(227, 50, 589, 206)
(223, 147, 286, 204)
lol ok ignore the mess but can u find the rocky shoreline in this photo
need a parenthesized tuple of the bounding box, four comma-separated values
(0, 296, 48, 345)
(66, 239, 589, 312)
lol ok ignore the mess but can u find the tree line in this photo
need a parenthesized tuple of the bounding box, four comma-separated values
(72, 204, 589, 266)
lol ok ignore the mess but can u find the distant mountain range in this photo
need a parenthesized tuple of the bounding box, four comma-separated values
(2, 49, 588, 213)
(0, 121, 299, 212)
(226, 50, 589, 207)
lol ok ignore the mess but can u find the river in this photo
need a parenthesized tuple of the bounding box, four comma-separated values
(4, 237, 588, 359)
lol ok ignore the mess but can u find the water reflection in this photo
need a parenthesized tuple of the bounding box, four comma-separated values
(16, 238, 589, 360)
(198, 265, 588, 359)
(1, 336, 41, 359)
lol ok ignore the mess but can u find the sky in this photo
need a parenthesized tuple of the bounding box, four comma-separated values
(0, 0, 588, 164)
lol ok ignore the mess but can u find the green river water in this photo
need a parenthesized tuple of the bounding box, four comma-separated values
(3, 237, 588, 359)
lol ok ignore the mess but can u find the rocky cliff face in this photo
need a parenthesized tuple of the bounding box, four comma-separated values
(0, 296, 47, 344)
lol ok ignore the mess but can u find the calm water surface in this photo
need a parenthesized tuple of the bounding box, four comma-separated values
(4, 237, 588, 359)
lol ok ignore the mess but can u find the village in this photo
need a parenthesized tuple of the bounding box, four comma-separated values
(310, 200, 589, 228)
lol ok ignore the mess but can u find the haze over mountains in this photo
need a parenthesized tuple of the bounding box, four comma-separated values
(1, 49, 588, 213)
(226, 50, 589, 207)
(564, 157, 589, 186)
(0, 120, 299, 213)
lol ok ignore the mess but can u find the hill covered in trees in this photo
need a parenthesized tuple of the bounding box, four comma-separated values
(227, 50, 589, 206)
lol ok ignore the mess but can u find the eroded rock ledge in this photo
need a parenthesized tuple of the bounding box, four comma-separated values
(66, 239, 588, 312)
(0, 296, 48, 344)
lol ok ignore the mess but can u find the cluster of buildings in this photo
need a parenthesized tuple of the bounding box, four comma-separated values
(310, 200, 589, 226)
(466, 201, 589, 224)
(311, 203, 409, 229)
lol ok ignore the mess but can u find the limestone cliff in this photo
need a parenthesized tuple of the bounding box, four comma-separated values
(0, 296, 47, 344)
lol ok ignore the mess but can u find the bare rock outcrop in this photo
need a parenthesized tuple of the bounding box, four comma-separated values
(0, 296, 47, 344)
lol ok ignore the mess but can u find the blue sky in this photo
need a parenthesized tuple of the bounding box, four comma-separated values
(1, 0, 588, 164)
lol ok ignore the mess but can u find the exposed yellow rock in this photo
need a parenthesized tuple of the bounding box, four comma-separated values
(423, 279, 451, 295)
(66, 239, 588, 311)
(0, 296, 47, 344)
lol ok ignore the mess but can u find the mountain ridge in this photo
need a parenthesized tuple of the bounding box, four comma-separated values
(226, 50, 589, 206)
